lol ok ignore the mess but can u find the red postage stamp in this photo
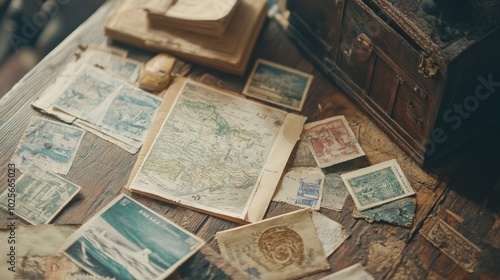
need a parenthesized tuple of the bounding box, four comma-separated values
(303, 115, 364, 167)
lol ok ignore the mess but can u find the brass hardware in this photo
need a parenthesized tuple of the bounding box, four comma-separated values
(418, 52, 439, 79)
(355, 33, 373, 61)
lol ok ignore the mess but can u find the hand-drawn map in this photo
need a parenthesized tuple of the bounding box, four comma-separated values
(131, 81, 288, 219)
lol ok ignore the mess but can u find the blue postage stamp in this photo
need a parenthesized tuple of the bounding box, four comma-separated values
(12, 117, 85, 175)
(0, 158, 80, 224)
(61, 194, 205, 280)
(296, 179, 322, 207)
(98, 86, 162, 142)
(341, 159, 415, 211)
(243, 59, 313, 111)
(272, 167, 324, 210)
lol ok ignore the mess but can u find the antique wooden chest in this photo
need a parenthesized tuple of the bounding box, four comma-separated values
(287, 0, 500, 166)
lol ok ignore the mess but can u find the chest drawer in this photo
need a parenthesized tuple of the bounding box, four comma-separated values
(287, 0, 500, 165)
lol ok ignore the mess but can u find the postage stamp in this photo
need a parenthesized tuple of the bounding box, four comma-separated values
(304, 115, 365, 168)
(321, 172, 349, 212)
(0, 158, 81, 224)
(53, 65, 123, 124)
(60, 194, 204, 280)
(98, 85, 162, 142)
(11, 117, 85, 175)
(216, 209, 329, 279)
(353, 197, 416, 228)
(311, 211, 349, 257)
(340, 159, 414, 211)
(272, 167, 325, 210)
(420, 217, 481, 273)
(242, 59, 313, 111)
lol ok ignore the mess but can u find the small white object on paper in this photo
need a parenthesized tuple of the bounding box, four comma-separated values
(311, 211, 349, 257)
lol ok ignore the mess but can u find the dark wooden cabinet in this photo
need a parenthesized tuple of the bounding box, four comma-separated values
(287, 0, 500, 166)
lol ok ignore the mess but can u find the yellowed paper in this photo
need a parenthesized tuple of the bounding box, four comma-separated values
(0, 225, 78, 280)
(164, 0, 238, 21)
(129, 80, 305, 223)
(216, 209, 330, 279)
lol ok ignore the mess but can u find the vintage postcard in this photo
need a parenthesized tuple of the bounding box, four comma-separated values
(32, 45, 129, 122)
(47, 63, 161, 152)
(98, 85, 162, 142)
(353, 197, 416, 228)
(304, 115, 365, 168)
(420, 217, 481, 273)
(53, 65, 123, 124)
(272, 167, 325, 210)
(11, 117, 85, 175)
(216, 209, 330, 279)
(311, 211, 349, 257)
(321, 172, 349, 212)
(130, 80, 305, 222)
(61, 194, 205, 280)
(0, 158, 81, 224)
(243, 59, 313, 111)
(341, 159, 414, 211)
(319, 263, 374, 280)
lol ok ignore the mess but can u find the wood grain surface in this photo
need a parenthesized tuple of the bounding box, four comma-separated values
(0, 1, 498, 279)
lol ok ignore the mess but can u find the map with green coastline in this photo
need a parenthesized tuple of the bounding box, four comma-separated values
(132, 81, 287, 217)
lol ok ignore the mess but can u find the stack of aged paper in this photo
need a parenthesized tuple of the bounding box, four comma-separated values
(32, 46, 161, 154)
(105, 0, 267, 75)
(147, 0, 240, 38)
(127, 78, 306, 223)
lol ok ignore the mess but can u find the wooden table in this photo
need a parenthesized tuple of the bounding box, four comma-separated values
(1, 1, 499, 279)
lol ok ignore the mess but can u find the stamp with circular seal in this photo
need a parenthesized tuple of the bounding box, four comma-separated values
(257, 226, 305, 266)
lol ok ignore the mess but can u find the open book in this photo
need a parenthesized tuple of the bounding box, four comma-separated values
(105, 0, 267, 75)
(147, 0, 240, 38)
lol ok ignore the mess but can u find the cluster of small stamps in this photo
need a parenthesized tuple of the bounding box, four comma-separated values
(32, 45, 160, 154)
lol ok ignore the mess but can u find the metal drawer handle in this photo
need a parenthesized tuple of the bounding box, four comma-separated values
(418, 52, 439, 79)
(355, 33, 373, 61)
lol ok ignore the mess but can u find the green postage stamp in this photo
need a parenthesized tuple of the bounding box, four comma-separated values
(340, 159, 414, 211)
(0, 159, 80, 224)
